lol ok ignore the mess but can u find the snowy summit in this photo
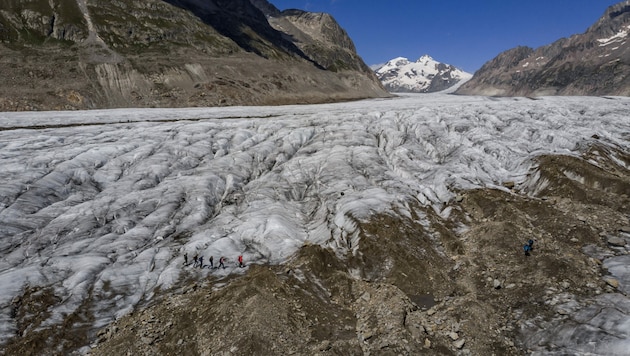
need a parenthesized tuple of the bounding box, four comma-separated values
(375, 55, 472, 93)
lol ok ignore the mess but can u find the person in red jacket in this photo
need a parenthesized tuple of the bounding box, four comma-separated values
(218, 256, 225, 269)
(238, 255, 244, 268)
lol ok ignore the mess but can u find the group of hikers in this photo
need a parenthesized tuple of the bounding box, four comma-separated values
(183, 253, 245, 269)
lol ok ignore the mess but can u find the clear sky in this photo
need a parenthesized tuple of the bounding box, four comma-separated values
(269, 0, 622, 73)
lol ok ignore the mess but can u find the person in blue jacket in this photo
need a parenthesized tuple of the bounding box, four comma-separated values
(523, 239, 534, 256)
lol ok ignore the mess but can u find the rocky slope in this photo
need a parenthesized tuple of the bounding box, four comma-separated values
(82, 145, 630, 356)
(0, 0, 388, 111)
(375, 55, 472, 93)
(456, 1, 630, 96)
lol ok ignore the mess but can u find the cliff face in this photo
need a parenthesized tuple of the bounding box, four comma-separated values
(259, 6, 378, 78)
(456, 1, 630, 96)
(0, 0, 388, 111)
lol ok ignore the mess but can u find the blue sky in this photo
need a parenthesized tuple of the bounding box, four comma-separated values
(269, 0, 621, 73)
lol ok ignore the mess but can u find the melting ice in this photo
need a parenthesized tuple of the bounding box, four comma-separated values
(0, 94, 629, 352)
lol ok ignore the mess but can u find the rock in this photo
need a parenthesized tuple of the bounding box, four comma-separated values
(454, 338, 466, 349)
(408, 324, 426, 342)
(561, 281, 571, 289)
(424, 338, 431, 349)
(318, 340, 330, 351)
(451, 322, 460, 333)
(583, 244, 614, 260)
(570, 238, 579, 243)
(448, 332, 459, 341)
(557, 308, 570, 315)
(607, 236, 626, 247)
(604, 277, 620, 289)
(455, 195, 464, 203)
(620, 226, 630, 233)
(493, 279, 502, 289)
(360, 292, 371, 302)
(503, 181, 515, 189)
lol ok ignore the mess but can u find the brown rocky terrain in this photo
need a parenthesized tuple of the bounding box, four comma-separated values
(456, 1, 630, 96)
(5, 140, 627, 355)
(0, 0, 389, 111)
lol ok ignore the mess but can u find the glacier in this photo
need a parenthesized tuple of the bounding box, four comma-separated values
(0, 93, 629, 353)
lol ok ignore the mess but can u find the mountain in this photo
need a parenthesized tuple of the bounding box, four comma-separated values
(374, 55, 472, 93)
(456, 1, 630, 96)
(0, 0, 388, 111)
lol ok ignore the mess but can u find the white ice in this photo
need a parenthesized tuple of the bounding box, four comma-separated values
(0, 94, 629, 353)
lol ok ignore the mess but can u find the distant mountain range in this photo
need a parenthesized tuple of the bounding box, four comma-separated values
(456, 0, 630, 96)
(374, 55, 472, 93)
(1, 0, 629, 112)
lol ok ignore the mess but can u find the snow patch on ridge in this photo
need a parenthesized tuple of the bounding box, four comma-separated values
(597, 24, 630, 46)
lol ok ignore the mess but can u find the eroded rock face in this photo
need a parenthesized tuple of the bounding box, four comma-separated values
(456, 1, 630, 96)
(0, 0, 388, 111)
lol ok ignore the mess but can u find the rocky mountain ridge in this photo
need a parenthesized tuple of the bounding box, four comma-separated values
(375, 55, 472, 93)
(0, 0, 388, 111)
(456, 0, 630, 96)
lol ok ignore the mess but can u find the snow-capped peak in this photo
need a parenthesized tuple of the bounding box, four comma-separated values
(375, 54, 472, 93)
(417, 54, 435, 63)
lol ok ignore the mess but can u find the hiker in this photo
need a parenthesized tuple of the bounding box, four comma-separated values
(199, 256, 204, 268)
(238, 255, 244, 268)
(528, 239, 535, 250)
(208, 256, 214, 269)
(193, 254, 199, 267)
(218, 256, 225, 269)
(523, 243, 532, 256)
(183, 253, 188, 266)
